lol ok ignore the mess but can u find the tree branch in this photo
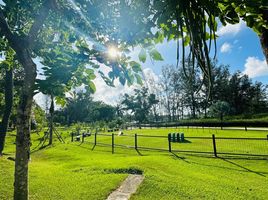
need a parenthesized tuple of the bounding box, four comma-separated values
(0, 10, 18, 49)
(28, 0, 57, 45)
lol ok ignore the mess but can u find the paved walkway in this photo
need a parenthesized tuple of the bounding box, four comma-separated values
(107, 174, 144, 200)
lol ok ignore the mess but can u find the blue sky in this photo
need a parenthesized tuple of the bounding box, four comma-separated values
(140, 20, 268, 84)
(91, 20, 268, 105)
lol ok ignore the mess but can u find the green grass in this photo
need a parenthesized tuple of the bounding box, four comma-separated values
(1, 128, 268, 200)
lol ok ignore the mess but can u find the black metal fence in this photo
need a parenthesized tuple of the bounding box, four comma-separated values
(71, 132, 268, 158)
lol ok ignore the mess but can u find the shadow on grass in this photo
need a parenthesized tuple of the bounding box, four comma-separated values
(171, 139, 192, 144)
(185, 157, 268, 177)
(170, 152, 190, 163)
(170, 152, 268, 176)
(220, 158, 267, 177)
(135, 149, 143, 156)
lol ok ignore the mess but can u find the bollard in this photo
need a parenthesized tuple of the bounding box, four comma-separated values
(181, 133, 184, 142)
(172, 133, 176, 142)
(176, 133, 180, 142)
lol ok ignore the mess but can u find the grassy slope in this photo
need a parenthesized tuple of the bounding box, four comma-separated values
(0, 128, 268, 200)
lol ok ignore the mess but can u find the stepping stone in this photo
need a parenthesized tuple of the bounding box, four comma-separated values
(107, 174, 144, 200)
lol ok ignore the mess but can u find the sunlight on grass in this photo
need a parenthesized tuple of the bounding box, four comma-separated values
(1, 128, 268, 200)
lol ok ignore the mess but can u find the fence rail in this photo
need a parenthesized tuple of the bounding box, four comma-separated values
(71, 132, 268, 158)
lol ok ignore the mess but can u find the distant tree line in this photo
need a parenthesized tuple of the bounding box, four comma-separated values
(53, 92, 117, 126)
(142, 60, 268, 122)
(52, 60, 268, 125)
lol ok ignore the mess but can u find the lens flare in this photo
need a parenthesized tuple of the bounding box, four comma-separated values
(108, 46, 120, 59)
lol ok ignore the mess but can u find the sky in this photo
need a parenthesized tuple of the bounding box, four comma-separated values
(91, 20, 268, 105)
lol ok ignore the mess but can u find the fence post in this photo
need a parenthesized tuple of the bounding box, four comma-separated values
(112, 133, 114, 154)
(94, 132, 97, 146)
(267, 135, 268, 141)
(135, 133, 138, 150)
(168, 133, 172, 152)
(212, 134, 217, 157)
(71, 132, 74, 142)
(82, 133, 84, 143)
(245, 126, 247, 131)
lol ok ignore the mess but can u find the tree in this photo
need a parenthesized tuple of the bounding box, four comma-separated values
(160, 65, 174, 121)
(36, 36, 96, 145)
(121, 87, 158, 125)
(0, 1, 150, 199)
(55, 91, 116, 125)
(178, 61, 202, 119)
(200, 61, 231, 116)
(209, 101, 231, 121)
(0, 49, 14, 155)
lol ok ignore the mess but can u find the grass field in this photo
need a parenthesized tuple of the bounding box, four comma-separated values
(1, 128, 268, 200)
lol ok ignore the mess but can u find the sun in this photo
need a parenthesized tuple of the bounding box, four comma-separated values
(108, 46, 120, 59)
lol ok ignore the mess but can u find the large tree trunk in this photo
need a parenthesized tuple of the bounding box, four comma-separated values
(260, 10, 268, 64)
(14, 50, 37, 200)
(0, 68, 13, 155)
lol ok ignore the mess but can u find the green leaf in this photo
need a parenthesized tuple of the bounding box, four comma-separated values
(149, 49, 164, 61)
(88, 81, 96, 93)
(135, 74, 143, 85)
(85, 69, 96, 80)
(129, 61, 142, 73)
(138, 48, 147, 63)
(55, 97, 66, 107)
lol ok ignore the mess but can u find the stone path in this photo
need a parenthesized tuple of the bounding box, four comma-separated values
(107, 174, 144, 200)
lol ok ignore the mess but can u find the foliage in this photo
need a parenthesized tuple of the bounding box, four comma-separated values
(32, 101, 46, 129)
(54, 91, 116, 125)
(209, 101, 231, 121)
(146, 61, 268, 122)
(121, 87, 159, 124)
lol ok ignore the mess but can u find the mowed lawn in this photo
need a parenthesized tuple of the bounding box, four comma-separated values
(0, 128, 268, 200)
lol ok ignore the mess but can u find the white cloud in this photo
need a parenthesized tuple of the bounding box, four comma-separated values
(217, 21, 245, 36)
(243, 57, 268, 78)
(92, 65, 138, 105)
(92, 67, 160, 105)
(220, 42, 232, 53)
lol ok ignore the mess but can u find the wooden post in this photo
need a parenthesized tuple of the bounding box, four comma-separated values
(112, 133, 114, 154)
(135, 133, 138, 150)
(71, 132, 74, 142)
(82, 133, 84, 143)
(266, 135, 268, 141)
(245, 126, 247, 131)
(94, 132, 97, 146)
(168, 133, 171, 152)
(212, 134, 217, 157)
